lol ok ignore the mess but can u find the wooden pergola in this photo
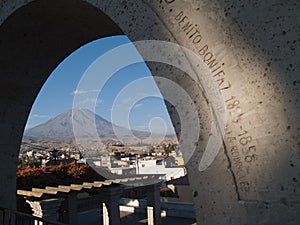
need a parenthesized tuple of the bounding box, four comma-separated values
(17, 176, 163, 225)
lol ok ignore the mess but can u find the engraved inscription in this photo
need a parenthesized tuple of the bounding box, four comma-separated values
(161, 1, 259, 195)
(225, 97, 258, 193)
(174, 11, 231, 91)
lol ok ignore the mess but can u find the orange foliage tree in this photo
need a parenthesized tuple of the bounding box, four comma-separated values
(17, 162, 104, 190)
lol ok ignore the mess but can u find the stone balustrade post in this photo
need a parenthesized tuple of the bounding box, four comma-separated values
(100, 186, 122, 225)
(64, 192, 78, 225)
(146, 183, 161, 225)
(26, 198, 64, 224)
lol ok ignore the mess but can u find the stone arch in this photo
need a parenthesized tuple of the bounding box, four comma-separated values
(0, 0, 124, 209)
(0, 0, 299, 224)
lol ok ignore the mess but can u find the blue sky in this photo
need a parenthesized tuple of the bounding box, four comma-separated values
(26, 35, 175, 135)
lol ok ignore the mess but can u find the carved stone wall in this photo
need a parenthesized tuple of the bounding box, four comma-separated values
(0, 0, 299, 224)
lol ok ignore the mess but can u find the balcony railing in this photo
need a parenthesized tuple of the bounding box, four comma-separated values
(0, 207, 66, 225)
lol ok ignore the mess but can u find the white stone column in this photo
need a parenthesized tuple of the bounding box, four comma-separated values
(147, 206, 154, 225)
(26, 198, 64, 224)
(102, 202, 109, 225)
(146, 183, 161, 225)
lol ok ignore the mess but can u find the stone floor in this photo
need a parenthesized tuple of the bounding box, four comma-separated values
(78, 209, 197, 225)
(120, 211, 197, 225)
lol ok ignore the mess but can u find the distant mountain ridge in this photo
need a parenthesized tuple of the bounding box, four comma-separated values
(25, 109, 141, 141)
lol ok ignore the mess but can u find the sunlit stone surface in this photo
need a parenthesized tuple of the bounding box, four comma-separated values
(0, 0, 299, 224)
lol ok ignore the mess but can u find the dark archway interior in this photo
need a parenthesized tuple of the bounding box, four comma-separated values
(0, 0, 123, 208)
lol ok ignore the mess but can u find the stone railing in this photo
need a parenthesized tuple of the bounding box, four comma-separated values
(0, 207, 66, 225)
(119, 198, 195, 219)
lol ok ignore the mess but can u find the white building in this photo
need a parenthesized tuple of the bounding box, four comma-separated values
(137, 157, 186, 181)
